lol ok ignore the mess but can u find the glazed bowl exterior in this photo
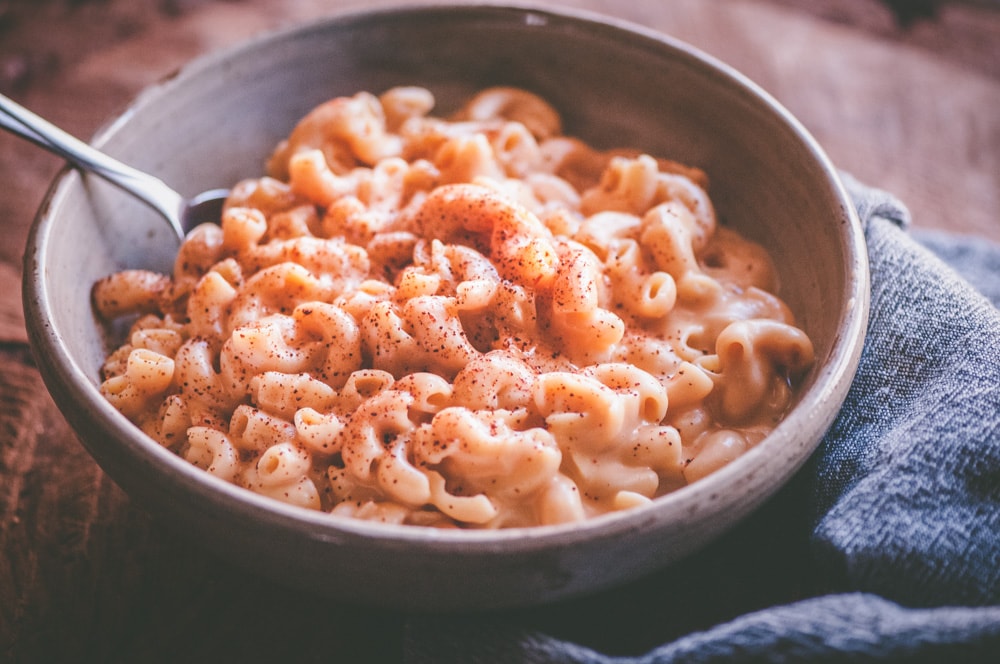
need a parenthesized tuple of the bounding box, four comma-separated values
(22, 3, 868, 610)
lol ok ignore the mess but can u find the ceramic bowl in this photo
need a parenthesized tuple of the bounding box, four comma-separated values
(22, 3, 868, 610)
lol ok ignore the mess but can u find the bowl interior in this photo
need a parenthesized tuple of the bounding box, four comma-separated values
(23, 4, 867, 609)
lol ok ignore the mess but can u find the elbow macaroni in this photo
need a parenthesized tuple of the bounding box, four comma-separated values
(92, 86, 815, 528)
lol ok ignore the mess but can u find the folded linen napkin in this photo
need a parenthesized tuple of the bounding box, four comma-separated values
(402, 176, 1000, 663)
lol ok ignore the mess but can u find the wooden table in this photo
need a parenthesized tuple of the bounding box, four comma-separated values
(2, 1, 998, 661)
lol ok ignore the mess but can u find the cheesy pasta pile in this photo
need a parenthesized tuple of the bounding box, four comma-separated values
(93, 86, 814, 528)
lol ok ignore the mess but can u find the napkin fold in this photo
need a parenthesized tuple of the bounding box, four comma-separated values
(402, 175, 1000, 663)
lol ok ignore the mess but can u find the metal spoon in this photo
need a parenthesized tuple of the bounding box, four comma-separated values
(0, 93, 227, 240)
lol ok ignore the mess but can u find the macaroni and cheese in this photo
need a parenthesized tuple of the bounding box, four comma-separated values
(93, 86, 814, 528)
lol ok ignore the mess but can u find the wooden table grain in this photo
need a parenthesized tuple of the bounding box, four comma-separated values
(2, 1, 998, 661)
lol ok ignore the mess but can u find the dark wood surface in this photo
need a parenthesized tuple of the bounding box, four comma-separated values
(2, 1, 999, 661)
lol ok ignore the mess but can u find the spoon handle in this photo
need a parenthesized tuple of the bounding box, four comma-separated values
(0, 93, 185, 239)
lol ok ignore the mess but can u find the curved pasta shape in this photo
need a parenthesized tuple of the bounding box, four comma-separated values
(99, 348, 175, 418)
(640, 202, 701, 281)
(580, 153, 660, 216)
(250, 370, 337, 420)
(568, 448, 659, 500)
(229, 403, 297, 453)
(340, 388, 415, 482)
(379, 86, 435, 132)
(547, 241, 625, 361)
(173, 223, 226, 288)
(187, 269, 239, 343)
(92, 269, 170, 319)
(294, 407, 346, 456)
(241, 236, 369, 286)
(402, 295, 481, 376)
(392, 372, 452, 416)
(184, 426, 240, 482)
(221, 206, 268, 252)
(434, 133, 506, 184)
(243, 442, 321, 510)
(664, 361, 715, 410)
(583, 362, 669, 427)
(455, 86, 562, 140)
(535, 473, 586, 525)
(412, 183, 560, 288)
(361, 299, 422, 375)
(376, 438, 432, 506)
(225, 176, 301, 220)
(292, 301, 362, 388)
(267, 91, 402, 179)
(267, 204, 320, 240)
(534, 372, 627, 452)
(219, 313, 323, 399)
(288, 149, 359, 207)
(174, 338, 238, 425)
(227, 262, 327, 330)
(683, 430, 749, 484)
(338, 369, 395, 410)
(425, 469, 498, 525)
(708, 319, 816, 423)
(451, 351, 536, 411)
(415, 407, 561, 506)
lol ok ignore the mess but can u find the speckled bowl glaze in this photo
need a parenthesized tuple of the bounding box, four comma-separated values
(22, 3, 868, 610)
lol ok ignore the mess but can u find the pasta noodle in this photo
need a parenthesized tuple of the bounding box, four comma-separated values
(93, 86, 815, 528)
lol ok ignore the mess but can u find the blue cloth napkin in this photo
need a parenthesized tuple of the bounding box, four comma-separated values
(402, 176, 1000, 663)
